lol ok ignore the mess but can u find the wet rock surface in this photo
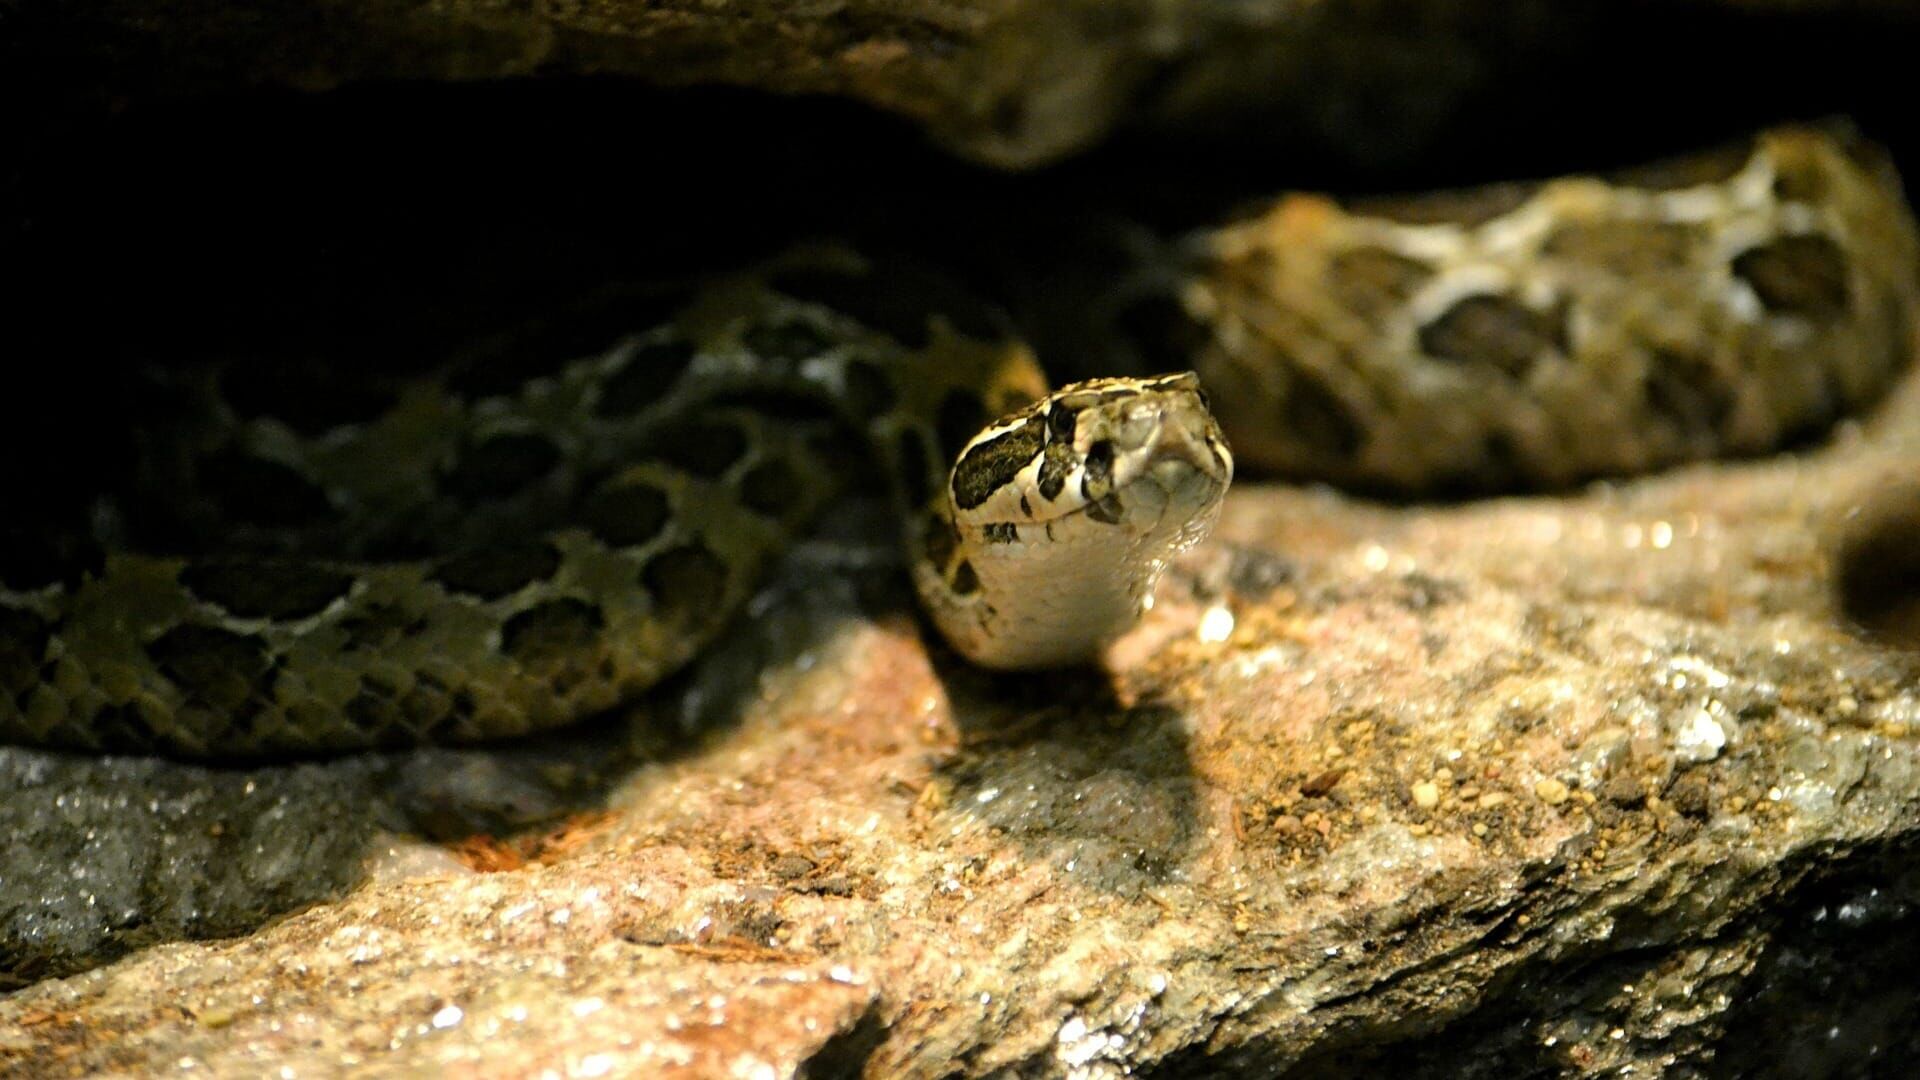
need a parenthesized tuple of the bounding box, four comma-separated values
(4, 380, 1920, 1076)
(0, 754, 380, 991)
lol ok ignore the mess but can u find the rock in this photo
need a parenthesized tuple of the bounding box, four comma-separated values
(9, 1, 1918, 169)
(0, 753, 380, 990)
(5, 359, 1920, 1078)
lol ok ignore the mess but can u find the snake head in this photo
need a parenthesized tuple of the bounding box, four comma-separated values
(1059, 372, 1234, 528)
(934, 372, 1233, 670)
(952, 371, 1231, 531)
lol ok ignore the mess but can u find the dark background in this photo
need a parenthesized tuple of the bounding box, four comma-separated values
(4, 4, 1918, 499)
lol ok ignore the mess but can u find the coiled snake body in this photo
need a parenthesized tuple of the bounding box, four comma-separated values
(1, 125, 1915, 757)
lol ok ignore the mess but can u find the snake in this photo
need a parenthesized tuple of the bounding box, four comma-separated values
(0, 124, 1915, 758)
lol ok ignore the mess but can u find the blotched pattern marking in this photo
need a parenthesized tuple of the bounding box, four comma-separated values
(949, 560, 980, 595)
(431, 543, 563, 600)
(442, 433, 562, 500)
(743, 319, 832, 362)
(641, 543, 730, 622)
(0, 606, 49, 697)
(595, 338, 702, 418)
(952, 419, 1044, 510)
(1328, 248, 1433, 316)
(1733, 235, 1850, 317)
(453, 286, 695, 400)
(339, 602, 427, 652)
(1418, 295, 1566, 376)
(146, 625, 274, 711)
(1642, 350, 1737, 437)
(922, 511, 958, 570)
(641, 420, 749, 479)
(222, 365, 398, 437)
(501, 599, 605, 666)
(180, 561, 356, 619)
(739, 459, 808, 518)
(596, 339, 700, 418)
(201, 450, 333, 528)
(578, 481, 672, 548)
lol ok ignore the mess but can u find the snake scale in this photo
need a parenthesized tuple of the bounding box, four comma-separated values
(1, 124, 1915, 758)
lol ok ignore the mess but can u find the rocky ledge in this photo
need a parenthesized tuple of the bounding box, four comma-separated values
(12, 1, 1919, 171)
(4, 367, 1919, 1077)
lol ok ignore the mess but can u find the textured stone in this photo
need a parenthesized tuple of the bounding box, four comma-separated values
(10, 0, 1913, 170)
(0, 755, 380, 990)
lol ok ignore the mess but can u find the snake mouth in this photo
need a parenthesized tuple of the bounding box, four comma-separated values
(1112, 401, 1233, 493)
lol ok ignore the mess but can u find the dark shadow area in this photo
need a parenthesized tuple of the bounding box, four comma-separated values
(4, 7, 1917, 495)
(933, 657, 1206, 899)
(7, 2, 1919, 390)
(795, 1002, 889, 1080)
(1711, 847, 1920, 1078)
(1, 84, 1010, 513)
(1109, 3, 1920, 210)
(1140, 839, 1920, 1079)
